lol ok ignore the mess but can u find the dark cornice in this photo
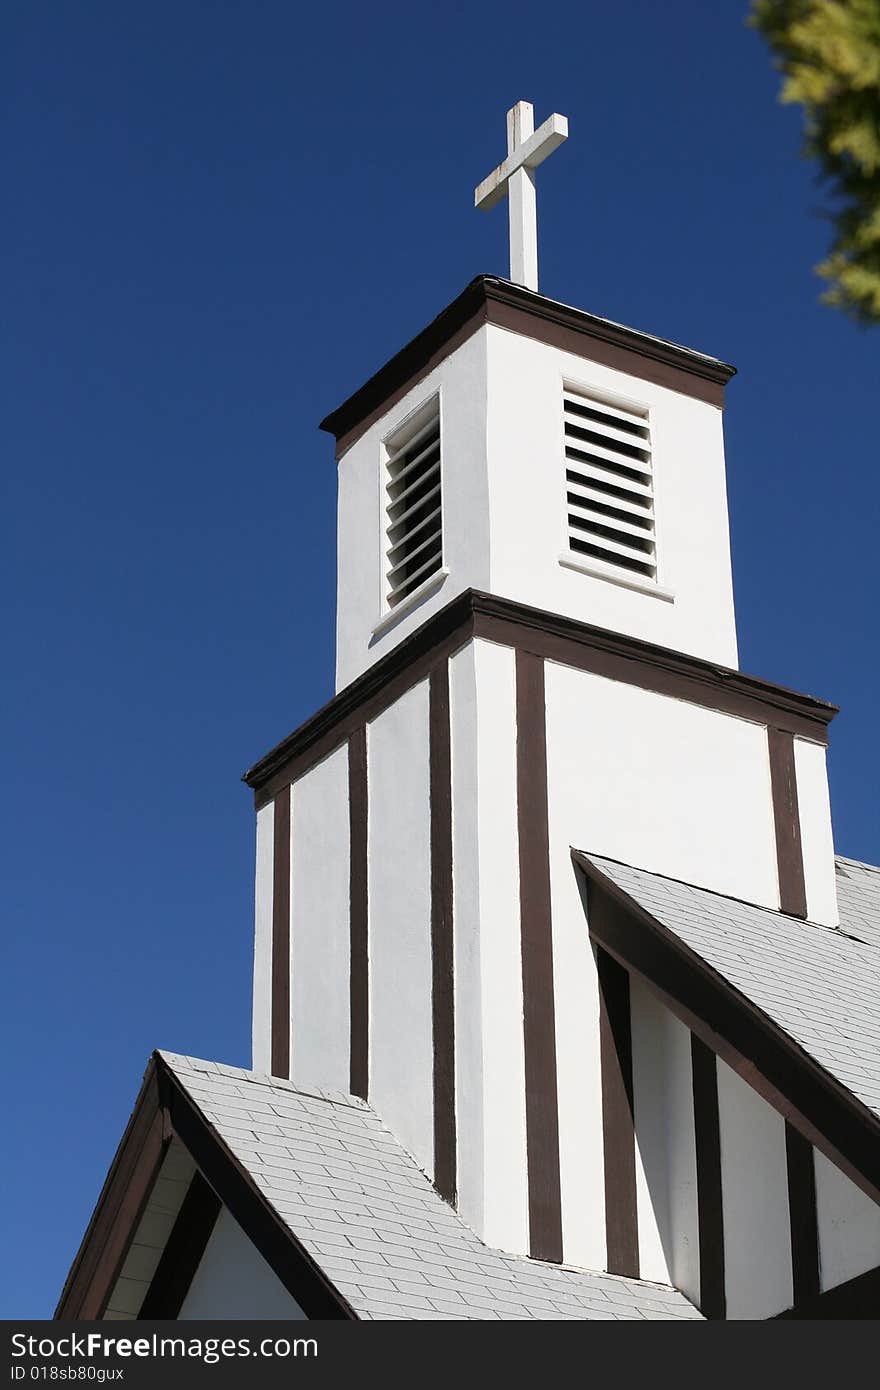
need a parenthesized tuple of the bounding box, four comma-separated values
(242, 589, 838, 807)
(319, 276, 738, 455)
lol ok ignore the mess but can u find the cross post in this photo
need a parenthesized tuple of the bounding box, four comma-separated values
(474, 100, 568, 293)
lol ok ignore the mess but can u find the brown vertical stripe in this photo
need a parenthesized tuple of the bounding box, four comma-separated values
(597, 946, 639, 1277)
(785, 1121, 820, 1306)
(271, 786, 291, 1079)
(768, 728, 808, 919)
(348, 729, 369, 1100)
(515, 649, 563, 1263)
(138, 1172, 221, 1318)
(430, 664, 456, 1202)
(691, 1035, 726, 1319)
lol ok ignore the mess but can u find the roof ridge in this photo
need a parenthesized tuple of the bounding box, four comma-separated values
(836, 853, 880, 875)
(156, 1050, 370, 1112)
(581, 851, 880, 952)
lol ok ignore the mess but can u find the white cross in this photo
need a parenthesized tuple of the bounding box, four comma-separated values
(474, 100, 568, 293)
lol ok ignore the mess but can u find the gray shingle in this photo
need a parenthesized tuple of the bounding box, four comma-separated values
(158, 1050, 700, 1322)
(581, 853, 880, 1123)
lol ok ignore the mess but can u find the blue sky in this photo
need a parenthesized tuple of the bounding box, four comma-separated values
(3, 0, 877, 1317)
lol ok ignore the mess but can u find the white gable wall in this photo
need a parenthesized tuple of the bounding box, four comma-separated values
(178, 1205, 306, 1321)
(629, 976, 700, 1297)
(716, 1060, 793, 1319)
(626, 980, 880, 1317)
(814, 1149, 880, 1291)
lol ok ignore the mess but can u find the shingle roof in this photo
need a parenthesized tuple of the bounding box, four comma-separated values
(158, 1051, 700, 1321)
(579, 853, 880, 1122)
(836, 855, 880, 954)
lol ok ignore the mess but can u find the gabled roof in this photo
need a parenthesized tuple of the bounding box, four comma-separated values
(583, 853, 880, 1120)
(58, 1050, 702, 1322)
(574, 850, 880, 1208)
(836, 855, 880, 955)
(151, 1054, 701, 1321)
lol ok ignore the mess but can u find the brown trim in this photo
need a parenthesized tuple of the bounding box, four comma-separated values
(245, 589, 477, 809)
(485, 289, 730, 407)
(271, 786, 291, 1079)
(244, 591, 836, 807)
(515, 650, 563, 1264)
(577, 859, 880, 1209)
(775, 1263, 880, 1319)
(785, 1121, 820, 1306)
(56, 1056, 356, 1322)
(595, 943, 639, 1277)
(138, 1171, 220, 1318)
(55, 1069, 168, 1319)
(430, 663, 456, 1203)
(348, 728, 369, 1101)
(469, 595, 835, 745)
(691, 1035, 726, 1320)
(329, 298, 489, 456)
(768, 728, 808, 919)
(320, 276, 737, 453)
(159, 1061, 354, 1319)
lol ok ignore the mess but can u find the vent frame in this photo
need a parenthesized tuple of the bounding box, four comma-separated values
(560, 379, 668, 596)
(380, 393, 445, 615)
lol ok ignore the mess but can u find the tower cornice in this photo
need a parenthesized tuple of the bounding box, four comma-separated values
(243, 589, 836, 809)
(320, 276, 737, 457)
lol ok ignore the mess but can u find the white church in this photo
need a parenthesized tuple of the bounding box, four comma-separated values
(58, 104, 880, 1321)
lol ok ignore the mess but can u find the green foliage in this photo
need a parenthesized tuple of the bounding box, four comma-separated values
(750, 0, 880, 323)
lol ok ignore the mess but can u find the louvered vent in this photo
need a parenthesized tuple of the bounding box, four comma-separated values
(563, 390, 656, 581)
(385, 403, 443, 607)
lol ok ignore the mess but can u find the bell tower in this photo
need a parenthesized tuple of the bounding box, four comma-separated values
(324, 271, 739, 690)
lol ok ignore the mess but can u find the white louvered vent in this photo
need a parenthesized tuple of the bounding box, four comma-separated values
(385, 401, 442, 608)
(563, 389, 656, 582)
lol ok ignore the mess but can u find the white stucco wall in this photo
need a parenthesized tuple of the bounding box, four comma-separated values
(545, 662, 780, 908)
(335, 315, 741, 690)
(290, 746, 351, 1094)
(335, 328, 491, 690)
(451, 639, 529, 1254)
(717, 1060, 793, 1319)
(629, 977, 700, 1295)
(814, 1149, 880, 1291)
(793, 738, 838, 928)
(251, 802, 274, 1074)
(484, 324, 739, 668)
(367, 679, 434, 1176)
(178, 1206, 306, 1320)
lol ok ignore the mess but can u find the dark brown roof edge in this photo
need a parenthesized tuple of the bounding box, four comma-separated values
(242, 589, 838, 796)
(319, 275, 738, 450)
(574, 852, 880, 1210)
(55, 1052, 357, 1321)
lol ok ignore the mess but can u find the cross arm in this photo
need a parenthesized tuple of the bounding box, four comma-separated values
(474, 113, 569, 211)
